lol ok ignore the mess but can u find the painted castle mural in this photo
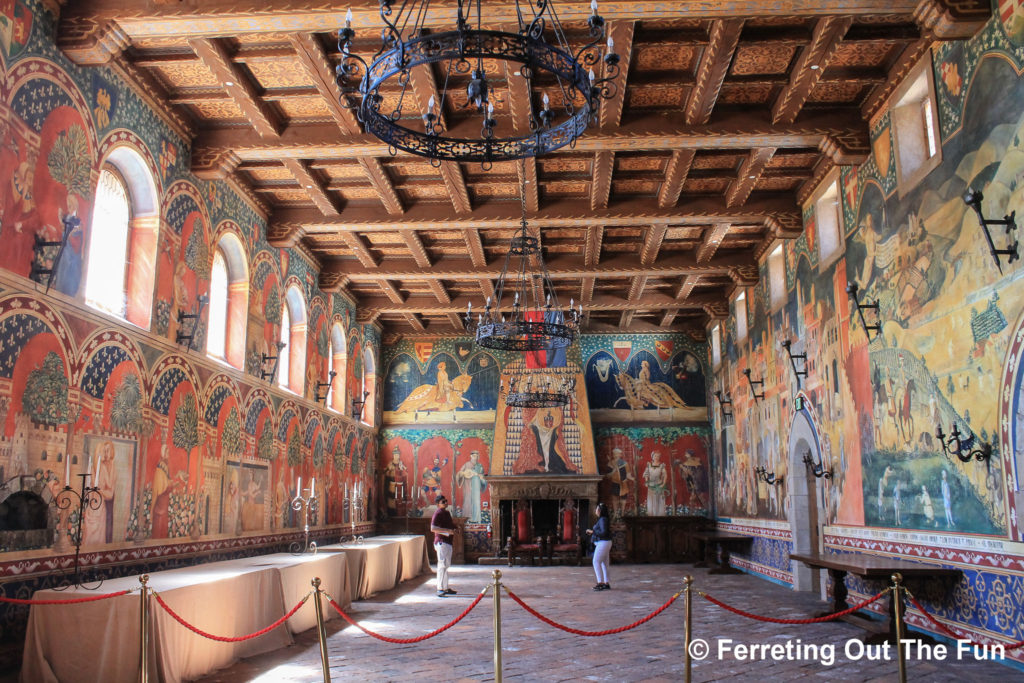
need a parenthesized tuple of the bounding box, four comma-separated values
(710, 11, 1024, 660)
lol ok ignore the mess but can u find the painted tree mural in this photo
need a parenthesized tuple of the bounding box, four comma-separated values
(287, 427, 301, 467)
(185, 223, 210, 279)
(47, 126, 91, 199)
(222, 407, 243, 457)
(110, 373, 143, 433)
(22, 352, 70, 425)
(312, 434, 325, 468)
(264, 287, 282, 325)
(172, 393, 201, 474)
(257, 425, 275, 460)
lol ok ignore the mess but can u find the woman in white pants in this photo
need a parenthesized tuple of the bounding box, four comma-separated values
(587, 503, 612, 590)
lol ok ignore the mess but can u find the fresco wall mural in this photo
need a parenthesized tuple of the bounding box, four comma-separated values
(0, 0, 383, 650)
(580, 333, 708, 423)
(710, 13, 1024, 661)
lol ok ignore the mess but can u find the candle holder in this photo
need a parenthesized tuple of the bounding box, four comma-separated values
(846, 282, 880, 340)
(963, 188, 1018, 273)
(781, 339, 808, 389)
(289, 482, 318, 555)
(802, 449, 832, 479)
(30, 212, 79, 294)
(314, 371, 337, 405)
(742, 368, 765, 403)
(340, 493, 364, 544)
(754, 466, 783, 486)
(175, 294, 209, 351)
(51, 472, 105, 590)
(935, 423, 992, 465)
(395, 482, 411, 535)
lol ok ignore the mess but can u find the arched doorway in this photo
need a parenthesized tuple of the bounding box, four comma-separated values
(787, 406, 826, 594)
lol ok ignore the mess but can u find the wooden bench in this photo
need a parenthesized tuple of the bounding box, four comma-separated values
(790, 551, 961, 642)
(690, 530, 753, 575)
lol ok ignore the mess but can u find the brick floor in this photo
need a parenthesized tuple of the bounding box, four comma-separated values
(197, 564, 1013, 682)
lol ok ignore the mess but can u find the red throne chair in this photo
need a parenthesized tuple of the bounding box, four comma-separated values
(547, 499, 583, 566)
(507, 499, 545, 566)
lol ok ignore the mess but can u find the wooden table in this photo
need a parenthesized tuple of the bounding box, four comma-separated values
(789, 551, 961, 641)
(690, 530, 752, 575)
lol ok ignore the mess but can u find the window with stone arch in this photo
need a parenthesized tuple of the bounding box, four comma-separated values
(279, 285, 307, 394)
(326, 323, 347, 412)
(206, 233, 248, 369)
(84, 147, 159, 327)
(361, 346, 376, 426)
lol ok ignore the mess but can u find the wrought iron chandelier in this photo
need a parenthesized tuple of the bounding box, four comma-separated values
(335, 0, 620, 166)
(463, 159, 581, 351)
(500, 360, 577, 408)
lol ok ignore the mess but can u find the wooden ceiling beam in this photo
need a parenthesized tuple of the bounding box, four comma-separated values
(640, 224, 668, 265)
(504, 55, 540, 212)
(400, 229, 431, 267)
(726, 147, 777, 208)
(696, 223, 731, 263)
(659, 310, 677, 327)
(404, 312, 426, 332)
(187, 37, 281, 137)
(684, 19, 744, 125)
(281, 159, 341, 215)
(357, 157, 404, 215)
(359, 291, 722, 316)
(288, 33, 361, 135)
(584, 226, 604, 268)
(321, 250, 755, 283)
(464, 228, 487, 267)
(619, 309, 636, 329)
(276, 195, 798, 233)
(772, 16, 853, 125)
(194, 111, 864, 160)
(377, 279, 405, 304)
(675, 274, 701, 300)
(447, 313, 464, 330)
(63, 0, 924, 48)
(599, 20, 635, 130)
(339, 232, 379, 268)
(428, 280, 452, 304)
(658, 149, 696, 209)
(590, 151, 615, 211)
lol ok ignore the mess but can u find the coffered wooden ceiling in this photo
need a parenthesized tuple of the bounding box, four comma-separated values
(59, 0, 989, 339)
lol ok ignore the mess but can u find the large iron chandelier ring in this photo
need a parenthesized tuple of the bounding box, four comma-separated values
(473, 319, 578, 350)
(353, 31, 596, 162)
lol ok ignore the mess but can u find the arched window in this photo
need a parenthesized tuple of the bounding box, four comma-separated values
(326, 323, 347, 412)
(279, 285, 307, 394)
(85, 169, 130, 316)
(84, 147, 159, 328)
(206, 234, 248, 369)
(361, 346, 376, 426)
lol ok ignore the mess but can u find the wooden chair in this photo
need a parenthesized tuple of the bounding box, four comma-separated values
(547, 500, 582, 566)
(506, 500, 544, 566)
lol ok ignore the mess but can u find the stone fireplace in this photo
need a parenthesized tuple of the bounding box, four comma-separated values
(487, 474, 603, 556)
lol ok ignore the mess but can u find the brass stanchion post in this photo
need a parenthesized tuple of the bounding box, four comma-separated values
(312, 577, 331, 683)
(492, 569, 503, 683)
(891, 573, 906, 683)
(138, 575, 149, 683)
(684, 575, 693, 683)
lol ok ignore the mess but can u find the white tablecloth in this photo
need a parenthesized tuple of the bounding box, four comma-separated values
(21, 551, 350, 683)
(374, 535, 429, 582)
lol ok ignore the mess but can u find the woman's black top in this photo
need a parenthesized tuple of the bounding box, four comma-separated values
(592, 516, 611, 542)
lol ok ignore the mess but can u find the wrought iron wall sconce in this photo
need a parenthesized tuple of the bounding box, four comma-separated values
(935, 423, 993, 464)
(742, 368, 764, 402)
(260, 341, 287, 382)
(846, 282, 880, 339)
(30, 213, 79, 294)
(175, 294, 208, 350)
(754, 466, 783, 486)
(351, 390, 370, 419)
(802, 449, 832, 479)
(781, 339, 808, 388)
(713, 390, 733, 422)
(315, 371, 337, 405)
(963, 188, 1018, 273)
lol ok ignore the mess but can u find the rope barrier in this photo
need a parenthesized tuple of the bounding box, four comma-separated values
(700, 589, 890, 624)
(903, 590, 1024, 651)
(326, 589, 487, 643)
(153, 591, 311, 642)
(504, 587, 680, 636)
(0, 589, 131, 605)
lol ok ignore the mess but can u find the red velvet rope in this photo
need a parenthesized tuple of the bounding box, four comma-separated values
(700, 589, 889, 624)
(0, 589, 131, 605)
(154, 591, 310, 642)
(504, 587, 679, 636)
(904, 591, 1024, 651)
(327, 589, 486, 643)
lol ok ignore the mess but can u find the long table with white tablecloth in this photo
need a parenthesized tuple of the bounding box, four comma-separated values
(21, 535, 425, 683)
